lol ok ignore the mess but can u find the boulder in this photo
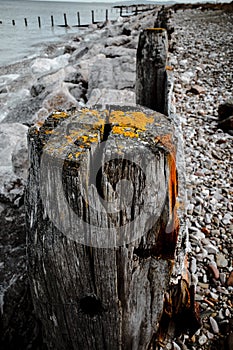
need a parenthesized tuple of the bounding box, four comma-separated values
(218, 115, 233, 135)
(0, 123, 28, 203)
(42, 85, 80, 113)
(101, 46, 136, 58)
(31, 54, 70, 75)
(88, 55, 136, 95)
(105, 35, 131, 47)
(218, 98, 233, 120)
(87, 88, 136, 106)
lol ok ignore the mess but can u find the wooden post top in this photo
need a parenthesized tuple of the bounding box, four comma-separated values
(31, 105, 176, 162)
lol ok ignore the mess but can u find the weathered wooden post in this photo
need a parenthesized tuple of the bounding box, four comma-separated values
(136, 28, 168, 115)
(26, 25, 200, 350)
(91, 10, 95, 24)
(106, 9, 108, 22)
(12, 19, 15, 26)
(24, 17, 28, 26)
(38, 16, 41, 28)
(64, 13, 68, 27)
(77, 12, 80, 26)
(51, 15, 54, 27)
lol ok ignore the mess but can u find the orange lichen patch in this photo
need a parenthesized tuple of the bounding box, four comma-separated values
(145, 27, 166, 31)
(51, 111, 69, 119)
(65, 135, 74, 143)
(36, 120, 44, 127)
(167, 153, 178, 213)
(154, 134, 176, 157)
(166, 65, 173, 71)
(110, 110, 154, 131)
(44, 129, 55, 135)
(112, 126, 139, 138)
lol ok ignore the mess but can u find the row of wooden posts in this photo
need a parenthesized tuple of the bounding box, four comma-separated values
(8, 5, 155, 28)
(12, 11, 110, 28)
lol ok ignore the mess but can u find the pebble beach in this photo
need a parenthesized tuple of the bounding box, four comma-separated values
(0, 2, 232, 349)
(170, 6, 233, 350)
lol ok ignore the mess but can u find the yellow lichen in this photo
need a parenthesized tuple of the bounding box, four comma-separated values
(51, 111, 69, 119)
(145, 27, 166, 32)
(112, 126, 139, 138)
(110, 110, 154, 132)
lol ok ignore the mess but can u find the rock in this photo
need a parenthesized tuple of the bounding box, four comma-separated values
(101, 46, 136, 58)
(88, 56, 136, 95)
(227, 271, 233, 286)
(199, 334, 207, 345)
(12, 138, 29, 180)
(105, 35, 131, 47)
(0, 123, 28, 202)
(216, 253, 228, 268)
(77, 53, 106, 82)
(179, 71, 194, 85)
(42, 85, 80, 113)
(187, 84, 205, 95)
(87, 88, 136, 107)
(218, 98, 233, 120)
(218, 115, 233, 134)
(210, 316, 219, 334)
(208, 262, 220, 280)
(31, 54, 70, 74)
(87, 57, 114, 94)
(30, 83, 45, 97)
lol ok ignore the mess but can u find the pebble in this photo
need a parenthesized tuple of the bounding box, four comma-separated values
(227, 271, 233, 286)
(209, 316, 219, 334)
(208, 263, 220, 280)
(198, 334, 207, 345)
(216, 253, 228, 268)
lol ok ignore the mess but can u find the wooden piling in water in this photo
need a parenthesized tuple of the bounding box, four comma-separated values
(77, 12, 80, 26)
(51, 15, 54, 27)
(106, 9, 108, 21)
(64, 13, 68, 27)
(24, 18, 28, 26)
(38, 16, 41, 28)
(12, 19, 15, 26)
(91, 10, 95, 24)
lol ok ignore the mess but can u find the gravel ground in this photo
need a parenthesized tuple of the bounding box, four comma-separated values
(168, 7, 233, 350)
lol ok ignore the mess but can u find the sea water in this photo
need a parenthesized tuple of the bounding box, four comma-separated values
(0, 0, 119, 67)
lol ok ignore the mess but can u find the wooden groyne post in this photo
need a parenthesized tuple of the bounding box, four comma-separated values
(63, 13, 68, 27)
(77, 12, 80, 26)
(26, 28, 200, 349)
(136, 28, 168, 115)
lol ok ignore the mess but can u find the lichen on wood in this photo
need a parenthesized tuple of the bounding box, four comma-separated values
(26, 105, 195, 349)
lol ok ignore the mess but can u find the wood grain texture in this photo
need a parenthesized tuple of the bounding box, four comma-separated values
(136, 29, 168, 115)
(26, 105, 181, 349)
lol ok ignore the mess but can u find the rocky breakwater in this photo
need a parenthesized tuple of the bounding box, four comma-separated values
(167, 3, 233, 350)
(0, 8, 161, 349)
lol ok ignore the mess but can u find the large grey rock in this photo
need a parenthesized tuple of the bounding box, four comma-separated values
(0, 123, 28, 203)
(87, 88, 136, 107)
(101, 46, 136, 58)
(105, 35, 131, 47)
(88, 55, 136, 95)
